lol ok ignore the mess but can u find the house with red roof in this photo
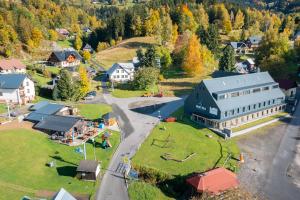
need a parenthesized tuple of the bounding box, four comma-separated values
(186, 167, 239, 195)
(0, 59, 26, 74)
(277, 79, 298, 99)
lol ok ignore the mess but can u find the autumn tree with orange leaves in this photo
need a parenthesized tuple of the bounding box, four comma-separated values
(182, 34, 204, 77)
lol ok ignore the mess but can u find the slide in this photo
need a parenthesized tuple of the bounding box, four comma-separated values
(106, 140, 112, 148)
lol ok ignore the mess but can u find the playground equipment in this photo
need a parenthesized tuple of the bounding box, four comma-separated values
(101, 131, 112, 148)
(102, 112, 117, 126)
(239, 153, 245, 163)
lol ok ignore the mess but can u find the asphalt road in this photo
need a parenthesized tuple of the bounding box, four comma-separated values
(263, 102, 300, 200)
(95, 94, 185, 200)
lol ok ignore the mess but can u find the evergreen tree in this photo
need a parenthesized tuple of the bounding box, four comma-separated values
(219, 45, 236, 72)
(55, 70, 76, 101)
(197, 23, 220, 53)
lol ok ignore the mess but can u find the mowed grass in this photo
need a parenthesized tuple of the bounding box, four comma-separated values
(57, 39, 73, 48)
(95, 37, 157, 69)
(0, 128, 120, 199)
(128, 181, 173, 200)
(132, 108, 240, 176)
(232, 112, 288, 132)
(30, 73, 51, 86)
(0, 104, 6, 114)
(76, 104, 112, 120)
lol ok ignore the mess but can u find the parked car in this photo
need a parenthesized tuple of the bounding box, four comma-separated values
(87, 91, 97, 97)
(85, 95, 95, 100)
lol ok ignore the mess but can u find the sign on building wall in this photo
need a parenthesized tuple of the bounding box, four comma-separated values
(196, 104, 206, 111)
(209, 107, 218, 115)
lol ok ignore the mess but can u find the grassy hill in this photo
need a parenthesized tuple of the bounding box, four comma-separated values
(95, 37, 157, 69)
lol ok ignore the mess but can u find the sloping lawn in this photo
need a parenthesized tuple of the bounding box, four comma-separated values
(128, 181, 172, 200)
(0, 128, 120, 199)
(77, 104, 112, 120)
(95, 36, 157, 69)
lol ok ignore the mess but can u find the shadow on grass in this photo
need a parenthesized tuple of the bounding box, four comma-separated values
(56, 166, 77, 177)
(49, 155, 78, 166)
(121, 41, 154, 49)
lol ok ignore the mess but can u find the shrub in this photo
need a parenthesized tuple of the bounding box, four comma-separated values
(133, 67, 160, 90)
(133, 165, 172, 184)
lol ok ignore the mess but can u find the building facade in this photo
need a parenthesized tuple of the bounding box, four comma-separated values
(106, 63, 135, 82)
(0, 74, 35, 104)
(0, 59, 26, 74)
(184, 72, 286, 131)
(48, 50, 82, 67)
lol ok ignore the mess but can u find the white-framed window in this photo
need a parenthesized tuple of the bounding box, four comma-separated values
(0, 92, 3, 96)
(27, 89, 30, 93)
(26, 81, 29, 86)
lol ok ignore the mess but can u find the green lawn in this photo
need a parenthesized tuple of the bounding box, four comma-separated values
(132, 108, 239, 176)
(57, 39, 73, 48)
(30, 73, 51, 86)
(131, 108, 239, 199)
(111, 84, 159, 98)
(0, 128, 120, 199)
(128, 181, 172, 200)
(47, 66, 61, 75)
(232, 112, 288, 132)
(0, 104, 6, 114)
(77, 104, 112, 120)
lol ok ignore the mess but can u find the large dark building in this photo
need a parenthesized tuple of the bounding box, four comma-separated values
(184, 72, 286, 131)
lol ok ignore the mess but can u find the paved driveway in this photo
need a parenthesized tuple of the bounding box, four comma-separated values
(238, 102, 300, 199)
(95, 94, 185, 200)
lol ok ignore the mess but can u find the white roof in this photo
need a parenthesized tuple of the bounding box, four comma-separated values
(106, 63, 134, 75)
(53, 188, 77, 200)
(246, 58, 255, 65)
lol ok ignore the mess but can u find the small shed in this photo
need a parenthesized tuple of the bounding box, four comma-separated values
(102, 112, 117, 126)
(186, 167, 238, 195)
(76, 160, 100, 181)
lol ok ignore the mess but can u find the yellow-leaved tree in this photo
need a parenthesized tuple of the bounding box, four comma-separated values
(182, 34, 204, 77)
(78, 65, 91, 97)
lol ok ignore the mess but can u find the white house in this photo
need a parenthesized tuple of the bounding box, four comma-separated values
(0, 74, 35, 105)
(0, 59, 26, 74)
(277, 79, 298, 100)
(106, 63, 135, 82)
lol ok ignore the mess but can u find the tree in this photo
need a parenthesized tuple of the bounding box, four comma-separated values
(49, 29, 58, 41)
(131, 15, 143, 36)
(97, 42, 110, 52)
(234, 10, 244, 30)
(31, 27, 43, 47)
(194, 4, 209, 30)
(78, 66, 91, 97)
(82, 50, 91, 61)
(197, 23, 220, 53)
(55, 70, 76, 101)
(218, 4, 232, 34)
(171, 24, 179, 45)
(219, 45, 236, 72)
(133, 67, 160, 90)
(137, 46, 160, 68)
(179, 4, 197, 33)
(156, 46, 172, 70)
(74, 35, 83, 50)
(182, 34, 204, 77)
(161, 10, 173, 45)
(144, 9, 161, 37)
(255, 28, 289, 66)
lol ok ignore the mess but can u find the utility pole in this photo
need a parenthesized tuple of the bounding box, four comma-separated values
(6, 101, 11, 120)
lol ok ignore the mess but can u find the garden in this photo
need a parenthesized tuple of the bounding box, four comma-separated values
(129, 108, 240, 200)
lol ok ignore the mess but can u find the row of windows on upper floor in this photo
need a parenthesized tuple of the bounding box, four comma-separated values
(212, 84, 279, 101)
(223, 97, 284, 118)
(115, 69, 133, 74)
